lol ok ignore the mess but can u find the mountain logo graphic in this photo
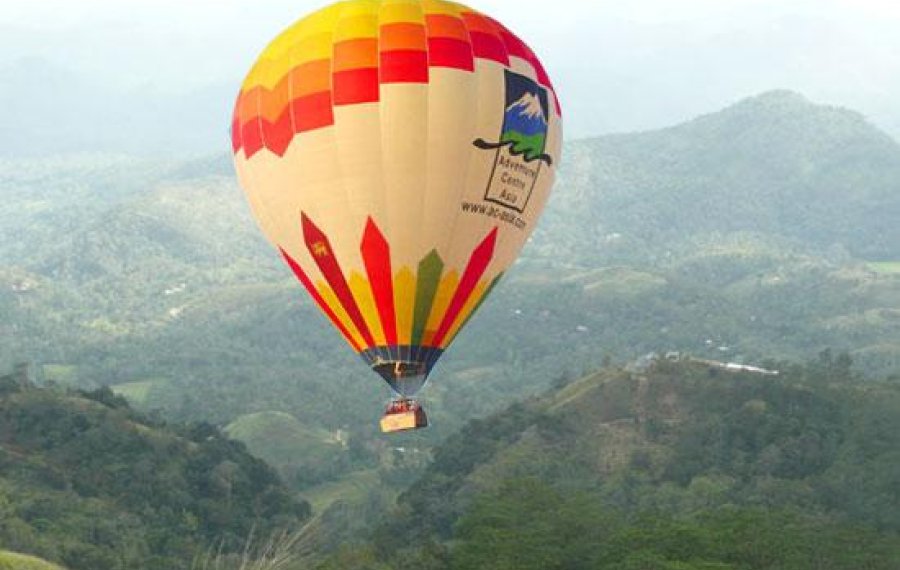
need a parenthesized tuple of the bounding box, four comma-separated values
(474, 72, 552, 165)
(474, 70, 553, 214)
(498, 91, 550, 163)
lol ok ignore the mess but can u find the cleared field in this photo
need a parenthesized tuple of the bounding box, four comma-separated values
(41, 364, 78, 386)
(868, 262, 900, 274)
(300, 469, 381, 514)
(111, 378, 165, 405)
(0, 551, 64, 570)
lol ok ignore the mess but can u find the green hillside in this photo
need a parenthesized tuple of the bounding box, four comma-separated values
(0, 367, 309, 570)
(340, 357, 900, 569)
(225, 411, 346, 488)
(0, 551, 64, 570)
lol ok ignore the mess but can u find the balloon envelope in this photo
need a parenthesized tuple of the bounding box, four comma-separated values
(233, 0, 562, 397)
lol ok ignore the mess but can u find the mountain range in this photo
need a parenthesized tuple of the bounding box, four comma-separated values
(1, 90, 898, 499)
(1, 89, 899, 568)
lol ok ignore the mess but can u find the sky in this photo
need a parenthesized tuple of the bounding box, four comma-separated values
(2, 0, 899, 149)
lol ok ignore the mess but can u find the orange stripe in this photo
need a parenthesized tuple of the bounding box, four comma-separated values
(290, 59, 332, 98)
(425, 14, 469, 41)
(334, 38, 379, 72)
(242, 61, 333, 125)
(460, 11, 496, 34)
(380, 22, 427, 51)
(237, 89, 260, 124)
(258, 78, 290, 122)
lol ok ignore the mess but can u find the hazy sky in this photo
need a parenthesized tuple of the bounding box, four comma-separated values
(3, 0, 900, 140)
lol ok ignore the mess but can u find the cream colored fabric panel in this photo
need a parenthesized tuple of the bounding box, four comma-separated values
(421, 67, 481, 269)
(238, 131, 338, 257)
(433, 61, 506, 272)
(331, 103, 389, 274)
(379, 83, 429, 269)
(237, 128, 373, 350)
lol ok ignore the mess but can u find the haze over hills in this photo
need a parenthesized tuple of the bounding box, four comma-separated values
(2, 90, 899, 489)
(536, 90, 900, 264)
(0, 57, 234, 157)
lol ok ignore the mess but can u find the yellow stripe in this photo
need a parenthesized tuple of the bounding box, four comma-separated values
(422, 271, 459, 345)
(243, 3, 345, 90)
(442, 280, 488, 348)
(243, 54, 289, 92)
(393, 267, 416, 345)
(348, 273, 387, 346)
(334, 14, 380, 42)
(242, 34, 334, 90)
(423, 0, 465, 16)
(283, 2, 345, 47)
(380, 2, 425, 24)
(337, 0, 380, 17)
(317, 281, 367, 349)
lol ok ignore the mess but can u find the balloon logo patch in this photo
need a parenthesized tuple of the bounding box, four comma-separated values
(475, 70, 553, 213)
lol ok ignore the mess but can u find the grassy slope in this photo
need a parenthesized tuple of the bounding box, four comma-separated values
(0, 551, 65, 570)
(869, 261, 900, 274)
(224, 411, 339, 468)
(301, 469, 382, 514)
(110, 378, 165, 405)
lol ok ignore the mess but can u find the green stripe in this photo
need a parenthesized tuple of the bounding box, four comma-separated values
(411, 250, 444, 346)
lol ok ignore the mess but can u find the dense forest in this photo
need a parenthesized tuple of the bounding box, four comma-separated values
(0, 366, 308, 570)
(322, 356, 900, 569)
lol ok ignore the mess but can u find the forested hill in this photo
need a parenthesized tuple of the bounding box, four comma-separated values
(0, 366, 309, 570)
(535, 90, 900, 265)
(343, 357, 900, 569)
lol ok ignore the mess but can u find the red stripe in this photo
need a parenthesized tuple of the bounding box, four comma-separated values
(431, 227, 498, 347)
(491, 19, 530, 60)
(360, 218, 397, 345)
(427, 37, 474, 71)
(241, 119, 264, 159)
(301, 213, 376, 348)
(380, 50, 429, 83)
(280, 248, 362, 352)
(333, 68, 380, 105)
(290, 91, 334, 133)
(261, 109, 293, 156)
(231, 97, 242, 153)
(482, 18, 561, 116)
(468, 31, 508, 65)
(529, 53, 552, 87)
(231, 116, 242, 154)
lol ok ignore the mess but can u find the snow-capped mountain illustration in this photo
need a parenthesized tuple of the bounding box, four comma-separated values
(506, 92, 547, 124)
(498, 90, 550, 162)
(503, 91, 548, 138)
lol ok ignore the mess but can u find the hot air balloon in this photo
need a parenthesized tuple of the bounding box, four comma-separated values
(232, 0, 562, 432)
